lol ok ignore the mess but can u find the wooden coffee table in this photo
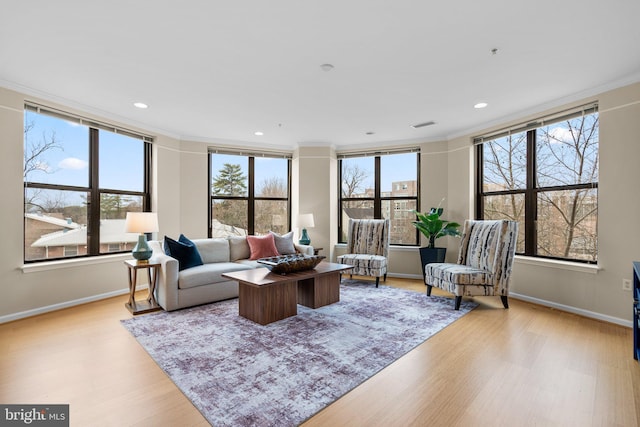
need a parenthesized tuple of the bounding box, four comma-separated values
(222, 262, 353, 325)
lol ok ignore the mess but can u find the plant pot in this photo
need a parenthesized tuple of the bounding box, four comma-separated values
(418, 246, 447, 278)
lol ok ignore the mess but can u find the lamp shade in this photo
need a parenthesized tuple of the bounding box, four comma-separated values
(297, 213, 315, 229)
(125, 212, 159, 234)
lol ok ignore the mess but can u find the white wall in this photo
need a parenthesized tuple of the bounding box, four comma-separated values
(295, 146, 337, 260)
(177, 140, 210, 238)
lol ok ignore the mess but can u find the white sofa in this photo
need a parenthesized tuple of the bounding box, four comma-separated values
(149, 236, 313, 311)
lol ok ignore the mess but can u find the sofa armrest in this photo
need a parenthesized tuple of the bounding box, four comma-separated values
(295, 243, 314, 256)
(149, 241, 179, 311)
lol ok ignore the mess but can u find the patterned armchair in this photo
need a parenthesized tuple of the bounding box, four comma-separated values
(424, 220, 518, 310)
(337, 219, 390, 287)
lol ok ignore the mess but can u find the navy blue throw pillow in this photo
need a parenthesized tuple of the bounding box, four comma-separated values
(164, 235, 203, 271)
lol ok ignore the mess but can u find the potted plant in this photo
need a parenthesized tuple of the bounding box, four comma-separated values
(411, 207, 462, 277)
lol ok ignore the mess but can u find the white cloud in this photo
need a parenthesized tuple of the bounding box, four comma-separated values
(58, 157, 88, 170)
(549, 127, 573, 144)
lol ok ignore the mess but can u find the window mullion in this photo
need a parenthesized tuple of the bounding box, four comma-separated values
(525, 129, 537, 256)
(476, 144, 484, 219)
(248, 157, 255, 235)
(337, 159, 343, 241)
(374, 156, 381, 218)
(143, 140, 152, 211)
(88, 128, 100, 255)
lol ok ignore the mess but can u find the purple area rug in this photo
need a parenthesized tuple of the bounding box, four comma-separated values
(121, 280, 476, 426)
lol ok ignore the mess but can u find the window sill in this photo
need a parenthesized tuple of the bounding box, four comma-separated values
(514, 255, 600, 274)
(22, 253, 131, 274)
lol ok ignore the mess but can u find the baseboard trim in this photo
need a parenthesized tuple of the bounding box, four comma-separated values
(509, 292, 632, 328)
(0, 285, 148, 324)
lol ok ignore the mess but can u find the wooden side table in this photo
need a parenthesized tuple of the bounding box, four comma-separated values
(313, 247, 323, 256)
(124, 259, 162, 315)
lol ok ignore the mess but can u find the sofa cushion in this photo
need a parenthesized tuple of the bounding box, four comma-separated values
(270, 231, 296, 255)
(178, 262, 253, 290)
(164, 235, 204, 271)
(228, 235, 251, 261)
(194, 238, 230, 263)
(247, 234, 280, 260)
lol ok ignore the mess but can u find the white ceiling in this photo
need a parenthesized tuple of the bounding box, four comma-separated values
(2, 1, 639, 150)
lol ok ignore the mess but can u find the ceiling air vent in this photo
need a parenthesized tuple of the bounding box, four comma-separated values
(411, 121, 436, 129)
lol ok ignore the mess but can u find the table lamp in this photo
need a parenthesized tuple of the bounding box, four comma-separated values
(125, 212, 159, 262)
(297, 213, 315, 245)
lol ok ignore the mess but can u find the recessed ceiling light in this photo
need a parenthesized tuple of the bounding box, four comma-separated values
(474, 102, 488, 109)
(133, 102, 148, 109)
(320, 63, 334, 72)
(254, 131, 264, 136)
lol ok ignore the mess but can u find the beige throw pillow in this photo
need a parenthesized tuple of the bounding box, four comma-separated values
(228, 235, 251, 261)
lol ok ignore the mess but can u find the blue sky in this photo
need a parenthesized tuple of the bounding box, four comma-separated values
(24, 111, 144, 191)
(342, 152, 418, 193)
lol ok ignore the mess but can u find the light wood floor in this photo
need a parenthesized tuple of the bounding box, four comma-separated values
(1, 277, 639, 426)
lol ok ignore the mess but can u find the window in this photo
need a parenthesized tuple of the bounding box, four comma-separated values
(338, 150, 420, 245)
(209, 152, 291, 237)
(63, 246, 78, 257)
(476, 105, 598, 262)
(23, 104, 152, 262)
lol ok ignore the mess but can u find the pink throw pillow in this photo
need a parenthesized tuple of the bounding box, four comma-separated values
(247, 234, 280, 260)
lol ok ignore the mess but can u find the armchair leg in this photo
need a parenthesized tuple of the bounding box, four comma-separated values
(454, 296, 462, 310)
(426, 284, 433, 296)
(375, 277, 379, 288)
(383, 273, 387, 282)
(500, 295, 509, 309)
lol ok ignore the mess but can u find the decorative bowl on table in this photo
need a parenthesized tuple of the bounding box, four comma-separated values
(257, 254, 326, 274)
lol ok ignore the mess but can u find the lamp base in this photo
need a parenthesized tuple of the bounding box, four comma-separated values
(299, 228, 311, 246)
(132, 234, 153, 261)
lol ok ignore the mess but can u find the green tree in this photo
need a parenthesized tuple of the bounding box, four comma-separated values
(100, 194, 134, 219)
(212, 164, 248, 233)
(212, 163, 247, 196)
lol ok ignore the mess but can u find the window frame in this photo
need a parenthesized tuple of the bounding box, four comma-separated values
(208, 151, 292, 237)
(23, 103, 153, 263)
(338, 150, 420, 245)
(475, 104, 599, 263)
